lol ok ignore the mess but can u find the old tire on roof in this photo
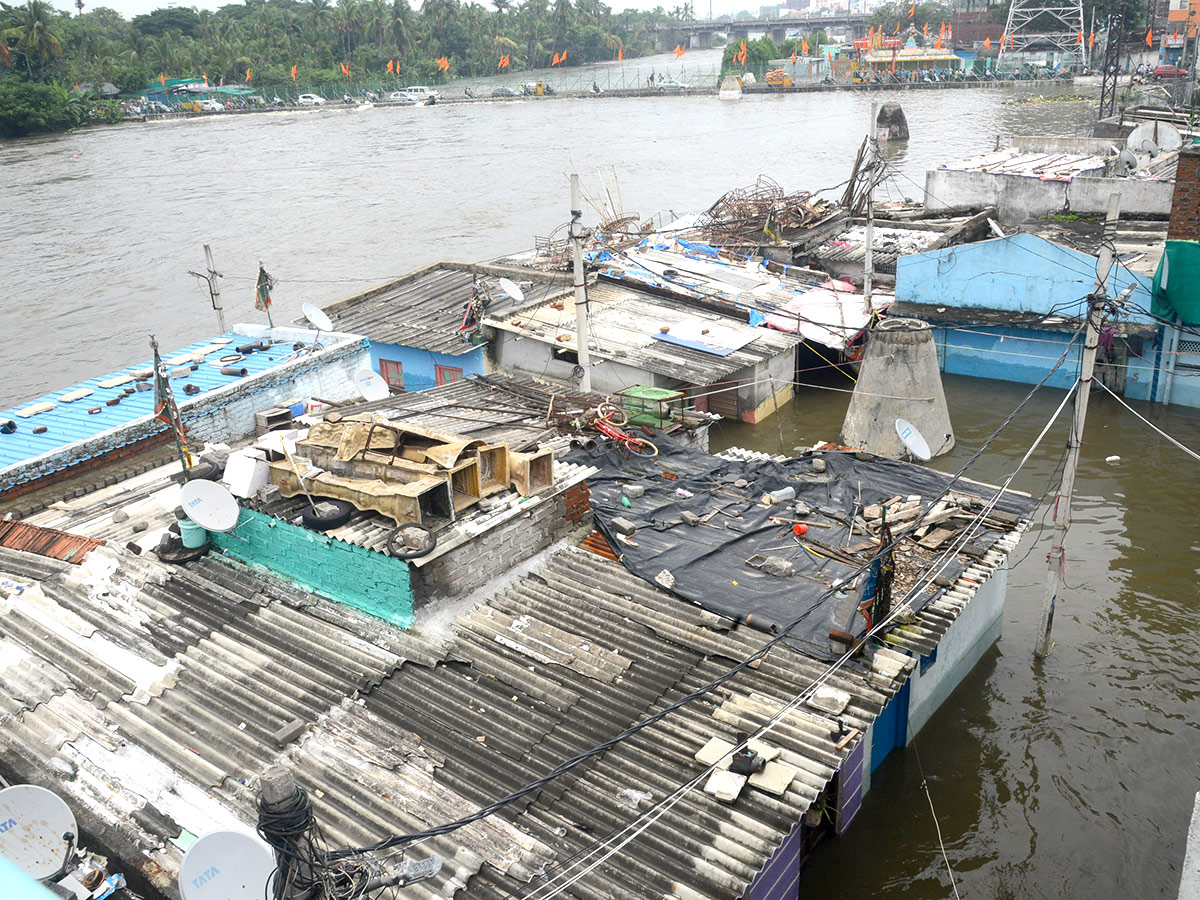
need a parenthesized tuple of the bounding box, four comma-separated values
(301, 499, 354, 531)
(386, 524, 438, 559)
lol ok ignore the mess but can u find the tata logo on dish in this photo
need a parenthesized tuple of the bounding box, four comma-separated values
(0, 818, 16, 833)
(191, 867, 219, 889)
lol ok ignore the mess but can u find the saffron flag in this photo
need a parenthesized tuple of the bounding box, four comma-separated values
(935, 34, 942, 48)
(291, 64, 297, 80)
(999, 31, 1006, 48)
(254, 265, 274, 312)
(923, 22, 928, 36)
(908, 3, 914, 17)
(1076, 29, 1082, 44)
(245, 67, 251, 83)
(894, 21, 900, 34)
(386, 59, 394, 72)
(675, 44, 685, 59)
(740, 39, 747, 51)
(1089, 30, 1094, 48)
(618, 47, 623, 61)
(552, 51, 561, 65)
(868, 25, 874, 41)
(1145, 27, 1153, 46)
(801, 38, 808, 55)
(437, 56, 449, 71)
(984, 36, 991, 49)
(561, 49, 567, 61)
(791, 50, 796, 63)
(160, 73, 166, 86)
(203, 72, 208, 85)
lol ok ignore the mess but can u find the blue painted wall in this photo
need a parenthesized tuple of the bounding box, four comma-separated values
(896, 233, 1154, 322)
(745, 823, 804, 900)
(928, 323, 1160, 401)
(870, 678, 910, 772)
(369, 341, 485, 392)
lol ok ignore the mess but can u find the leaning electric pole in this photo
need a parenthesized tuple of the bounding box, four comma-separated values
(569, 173, 593, 393)
(1035, 192, 1121, 659)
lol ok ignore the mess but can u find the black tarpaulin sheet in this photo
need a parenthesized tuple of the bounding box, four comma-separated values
(568, 436, 1036, 660)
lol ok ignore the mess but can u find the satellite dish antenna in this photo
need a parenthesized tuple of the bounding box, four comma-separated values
(0, 785, 78, 880)
(1127, 121, 1182, 156)
(302, 303, 334, 350)
(355, 369, 390, 402)
(179, 830, 276, 900)
(1118, 148, 1139, 173)
(180, 480, 241, 532)
(895, 418, 932, 461)
(496, 277, 525, 304)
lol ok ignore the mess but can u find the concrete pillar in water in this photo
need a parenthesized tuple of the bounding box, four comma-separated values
(876, 102, 909, 142)
(841, 318, 954, 460)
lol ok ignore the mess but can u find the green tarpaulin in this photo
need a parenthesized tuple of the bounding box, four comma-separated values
(1152, 240, 1200, 326)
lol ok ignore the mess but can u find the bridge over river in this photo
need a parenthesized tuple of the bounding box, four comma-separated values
(647, 12, 874, 49)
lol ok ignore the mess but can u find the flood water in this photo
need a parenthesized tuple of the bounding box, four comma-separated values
(4, 55, 1192, 899)
(714, 373, 1200, 900)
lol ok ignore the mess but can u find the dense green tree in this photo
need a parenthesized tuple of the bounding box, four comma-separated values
(2, 0, 64, 77)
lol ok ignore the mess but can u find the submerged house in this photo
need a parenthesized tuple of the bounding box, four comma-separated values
(891, 230, 1168, 400)
(0, 324, 367, 509)
(319, 262, 569, 392)
(485, 271, 802, 423)
(0, 414, 1033, 899)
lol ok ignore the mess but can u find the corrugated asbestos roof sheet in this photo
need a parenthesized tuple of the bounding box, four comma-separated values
(341, 373, 596, 451)
(0, 536, 915, 900)
(809, 224, 946, 275)
(319, 264, 566, 356)
(489, 281, 801, 385)
(0, 330, 332, 475)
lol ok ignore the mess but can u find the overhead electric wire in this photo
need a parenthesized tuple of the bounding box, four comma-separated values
(331, 322, 1085, 867)
(1095, 379, 1200, 462)
(508, 373, 1083, 900)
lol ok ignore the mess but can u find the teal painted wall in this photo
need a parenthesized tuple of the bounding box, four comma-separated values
(212, 509, 413, 628)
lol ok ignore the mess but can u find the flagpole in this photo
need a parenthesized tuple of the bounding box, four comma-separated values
(258, 259, 275, 327)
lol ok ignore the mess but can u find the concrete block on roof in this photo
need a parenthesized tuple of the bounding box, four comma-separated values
(611, 517, 637, 536)
(224, 451, 270, 499)
(748, 760, 797, 797)
(704, 769, 747, 803)
(747, 739, 780, 762)
(694, 737, 735, 769)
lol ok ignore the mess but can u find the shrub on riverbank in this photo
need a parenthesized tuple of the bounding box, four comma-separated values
(0, 80, 79, 137)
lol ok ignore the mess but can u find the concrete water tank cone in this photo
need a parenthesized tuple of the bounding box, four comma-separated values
(841, 318, 954, 460)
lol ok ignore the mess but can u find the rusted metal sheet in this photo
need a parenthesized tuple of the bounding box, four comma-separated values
(0, 520, 104, 564)
(579, 529, 618, 560)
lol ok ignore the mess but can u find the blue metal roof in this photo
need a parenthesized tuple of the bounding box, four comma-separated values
(0, 331, 319, 474)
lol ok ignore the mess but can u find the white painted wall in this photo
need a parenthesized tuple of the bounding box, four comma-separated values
(906, 566, 1008, 742)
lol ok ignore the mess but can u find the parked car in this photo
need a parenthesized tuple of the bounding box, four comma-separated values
(387, 91, 417, 104)
(402, 85, 440, 101)
(1153, 64, 1188, 79)
(196, 98, 224, 111)
(657, 77, 693, 92)
(491, 85, 520, 97)
(297, 93, 326, 106)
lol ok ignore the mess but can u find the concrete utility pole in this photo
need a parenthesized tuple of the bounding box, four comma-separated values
(863, 102, 877, 311)
(1034, 192, 1121, 659)
(569, 173, 593, 393)
(258, 766, 317, 900)
(203, 244, 227, 333)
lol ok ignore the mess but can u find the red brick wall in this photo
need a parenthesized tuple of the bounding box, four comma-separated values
(564, 482, 592, 525)
(1, 431, 173, 503)
(1169, 147, 1200, 242)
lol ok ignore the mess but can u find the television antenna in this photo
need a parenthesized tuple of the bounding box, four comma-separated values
(0, 784, 79, 880)
(180, 480, 242, 532)
(895, 418, 933, 461)
(178, 830, 276, 900)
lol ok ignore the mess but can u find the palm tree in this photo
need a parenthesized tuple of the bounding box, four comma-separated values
(389, 0, 414, 55)
(3, 0, 65, 78)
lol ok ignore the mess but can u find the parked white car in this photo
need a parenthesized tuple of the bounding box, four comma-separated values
(402, 85, 440, 101)
(387, 91, 417, 104)
(657, 77, 693, 92)
(297, 93, 327, 106)
(196, 98, 224, 111)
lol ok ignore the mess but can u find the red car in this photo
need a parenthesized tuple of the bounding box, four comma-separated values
(1153, 64, 1188, 78)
